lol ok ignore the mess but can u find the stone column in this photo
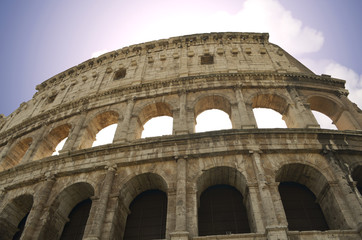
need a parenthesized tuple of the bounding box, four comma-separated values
(21, 126, 48, 162)
(170, 156, 189, 240)
(59, 112, 87, 152)
(22, 173, 56, 240)
(322, 150, 361, 229)
(0, 141, 12, 163)
(285, 87, 319, 128)
(249, 150, 288, 240)
(245, 184, 265, 233)
(113, 98, 135, 143)
(174, 90, 189, 135)
(84, 165, 117, 240)
(234, 86, 257, 129)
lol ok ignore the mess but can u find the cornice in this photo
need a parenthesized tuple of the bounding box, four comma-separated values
(0, 129, 361, 190)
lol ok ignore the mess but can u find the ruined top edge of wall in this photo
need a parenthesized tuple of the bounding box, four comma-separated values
(35, 32, 270, 92)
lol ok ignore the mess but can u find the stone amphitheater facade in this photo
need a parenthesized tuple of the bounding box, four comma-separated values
(0, 32, 361, 240)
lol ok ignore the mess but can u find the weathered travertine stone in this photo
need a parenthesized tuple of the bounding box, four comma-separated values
(0, 32, 361, 240)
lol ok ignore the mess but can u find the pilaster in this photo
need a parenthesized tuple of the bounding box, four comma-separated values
(113, 98, 135, 143)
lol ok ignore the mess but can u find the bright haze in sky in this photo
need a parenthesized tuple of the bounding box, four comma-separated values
(1, 0, 361, 141)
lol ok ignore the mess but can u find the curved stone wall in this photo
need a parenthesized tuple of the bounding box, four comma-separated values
(0, 32, 361, 240)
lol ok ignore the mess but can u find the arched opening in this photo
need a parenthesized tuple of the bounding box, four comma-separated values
(136, 102, 173, 139)
(116, 173, 168, 239)
(0, 194, 33, 240)
(352, 166, 362, 195)
(276, 163, 348, 230)
(251, 94, 289, 128)
(38, 182, 94, 240)
(124, 190, 167, 240)
(198, 185, 250, 236)
(12, 213, 29, 240)
(253, 108, 287, 128)
(141, 116, 173, 138)
(279, 182, 329, 231)
(312, 110, 337, 130)
(92, 123, 117, 147)
(308, 96, 357, 130)
(52, 137, 68, 155)
(33, 124, 71, 160)
(196, 167, 254, 234)
(1, 137, 32, 170)
(195, 109, 232, 133)
(194, 95, 233, 132)
(60, 198, 92, 240)
(79, 111, 119, 149)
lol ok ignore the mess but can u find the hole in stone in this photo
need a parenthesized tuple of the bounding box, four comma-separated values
(201, 54, 214, 65)
(253, 108, 287, 128)
(312, 110, 337, 130)
(113, 68, 126, 80)
(52, 137, 68, 155)
(141, 116, 173, 138)
(92, 124, 117, 147)
(195, 109, 232, 133)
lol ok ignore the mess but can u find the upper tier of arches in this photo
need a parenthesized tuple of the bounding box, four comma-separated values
(0, 86, 361, 171)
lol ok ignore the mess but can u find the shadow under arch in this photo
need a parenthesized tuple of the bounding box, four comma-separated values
(0, 194, 33, 240)
(307, 95, 358, 130)
(116, 172, 169, 240)
(33, 124, 71, 160)
(352, 165, 362, 195)
(134, 102, 173, 139)
(0, 137, 32, 170)
(38, 182, 94, 240)
(79, 110, 119, 149)
(276, 163, 349, 230)
(196, 166, 253, 235)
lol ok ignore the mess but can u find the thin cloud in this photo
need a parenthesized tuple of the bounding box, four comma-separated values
(132, 0, 324, 56)
(301, 58, 362, 108)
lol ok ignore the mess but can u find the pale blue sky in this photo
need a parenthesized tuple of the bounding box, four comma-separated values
(1, 0, 361, 116)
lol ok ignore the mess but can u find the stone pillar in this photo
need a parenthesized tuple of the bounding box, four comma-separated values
(286, 87, 319, 128)
(174, 90, 189, 135)
(322, 150, 362, 229)
(84, 165, 117, 240)
(0, 141, 12, 163)
(59, 112, 87, 152)
(21, 126, 48, 162)
(245, 184, 265, 233)
(170, 156, 189, 240)
(249, 150, 288, 239)
(113, 98, 135, 143)
(22, 173, 56, 240)
(234, 86, 257, 129)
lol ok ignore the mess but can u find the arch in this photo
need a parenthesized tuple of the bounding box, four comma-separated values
(251, 93, 289, 115)
(60, 198, 92, 240)
(250, 93, 290, 128)
(38, 182, 94, 240)
(307, 95, 357, 130)
(279, 182, 329, 231)
(0, 194, 33, 240)
(123, 190, 167, 240)
(352, 165, 362, 195)
(197, 166, 248, 198)
(79, 110, 119, 149)
(120, 172, 168, 208)
(196, 167, 252, 235)
(194, 95, 232, 119)
(276, 163, 348, 230)
(115, 173, 168, 239)
(0, 137, 32, 170)
(134, 102, 173, 139)
(33, 124, 71, 160)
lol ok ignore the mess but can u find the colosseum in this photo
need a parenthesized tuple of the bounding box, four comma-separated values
(0, 32, 361, 240)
